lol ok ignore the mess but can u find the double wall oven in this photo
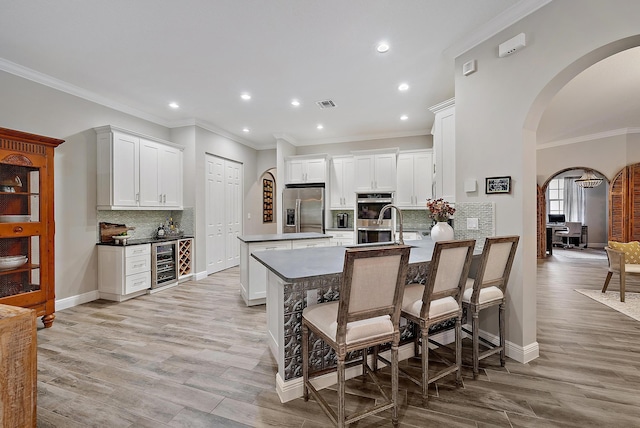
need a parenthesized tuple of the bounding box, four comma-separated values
(356, 192, 394, 244)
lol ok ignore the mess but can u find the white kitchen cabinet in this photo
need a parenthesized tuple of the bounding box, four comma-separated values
(98, 244, 151, 302)
(291, 238, 330, 249)
(330, 156, 355, 208)
(285, 155, 327, 184)
(139, 139, 183, 208)
(353, 151, 397, 191)
(429, 98, 455, 203)
(328, 230, 354, 246)
(95, 125, 184, 210)
(396, 150, 433, 209)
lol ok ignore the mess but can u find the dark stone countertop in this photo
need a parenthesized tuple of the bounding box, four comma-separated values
(96, 235, 193, 246)
(237, 232, 331, 243)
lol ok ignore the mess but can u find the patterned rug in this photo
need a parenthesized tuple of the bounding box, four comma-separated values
(554, 248, 607, 260)
(575, 289, 640, 321)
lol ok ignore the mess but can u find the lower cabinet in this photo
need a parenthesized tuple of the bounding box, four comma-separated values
(328, 230, 354, 246)
(98, 244, 151, 302)
(240, 238, 330, 306)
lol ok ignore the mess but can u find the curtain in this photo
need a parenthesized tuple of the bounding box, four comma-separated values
(564, 177, 585, 223)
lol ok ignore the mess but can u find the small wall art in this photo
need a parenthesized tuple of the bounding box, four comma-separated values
(485, 176, 511, 194)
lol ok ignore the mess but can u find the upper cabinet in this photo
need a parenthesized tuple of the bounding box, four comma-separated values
(429, 98, 455, 203)
(353, 150, 397, 192)
(96, 126, 184, 210)
(396, 150, 433, 209)
(285, 155, 327, 184)
(329, 155, 355, 209)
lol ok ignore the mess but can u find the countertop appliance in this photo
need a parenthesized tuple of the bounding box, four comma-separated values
(356, 192, 394, 244)
(337, 213, 349, 228)
(283, 183, 325, 234)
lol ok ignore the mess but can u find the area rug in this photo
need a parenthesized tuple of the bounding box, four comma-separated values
(575, 289, 640, 321)
(554, 248, 607, 260)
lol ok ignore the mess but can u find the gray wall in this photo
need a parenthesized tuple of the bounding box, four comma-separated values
(454, 0, 640, 358)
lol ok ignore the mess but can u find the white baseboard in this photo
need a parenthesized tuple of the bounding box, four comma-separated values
(56, 290, 100, 311)
(194, 270, 208, 280)
(462, 324, 539, 364)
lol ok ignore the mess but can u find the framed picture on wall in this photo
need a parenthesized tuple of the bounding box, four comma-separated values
(485, 176, 511, 194)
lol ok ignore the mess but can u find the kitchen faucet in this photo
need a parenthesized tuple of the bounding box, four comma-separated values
(378, 204, 404, 245)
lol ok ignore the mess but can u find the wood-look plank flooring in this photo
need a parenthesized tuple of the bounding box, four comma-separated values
(35, 248, 640, 427)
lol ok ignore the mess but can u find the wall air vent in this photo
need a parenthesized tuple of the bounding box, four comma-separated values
(316, 99, 336, 109)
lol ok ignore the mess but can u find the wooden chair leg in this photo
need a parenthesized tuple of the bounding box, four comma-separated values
(302, 324, 309, 401)
(602, 271, 613, 293)
(413, 322, 419, 357)
(421, 327, 429, 400)
(472, 309, 480, 380)
(455, 317, 462, 385)
(620, 272, 626, 303)
(337, 356, 345, 428)
(391, 342, 399, 427)
(499, 303, 506, 367)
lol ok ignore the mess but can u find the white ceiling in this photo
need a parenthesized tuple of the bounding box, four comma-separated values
(2, 0, 633, 151)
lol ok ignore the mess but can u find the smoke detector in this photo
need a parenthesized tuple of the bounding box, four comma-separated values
(316, 99, 336, 109)
(498, 33, 526, 57)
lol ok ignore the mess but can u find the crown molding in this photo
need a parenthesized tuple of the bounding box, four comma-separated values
(0, 57, 170, 127)
(537, 127, 640, 150)
(444, 0, 552, 59)
(168, 118, 264, 150)
(295, 129, 430, 147)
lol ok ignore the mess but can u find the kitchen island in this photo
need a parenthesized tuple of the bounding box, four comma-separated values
(238, 232, 331, 306)
(252, 238, 459, 402)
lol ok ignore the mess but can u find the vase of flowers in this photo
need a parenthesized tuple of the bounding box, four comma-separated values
(426, 198, 455, 242)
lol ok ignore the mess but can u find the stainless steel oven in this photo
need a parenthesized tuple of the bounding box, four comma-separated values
(151, 240, 179, 289)
(356, 193, 394, 244)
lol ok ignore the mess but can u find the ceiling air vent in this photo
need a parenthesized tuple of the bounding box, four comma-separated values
(316, 99, 336, 109)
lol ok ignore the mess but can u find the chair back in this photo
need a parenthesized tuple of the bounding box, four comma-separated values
(604, 246, 623, 273)
(420, 240, 475, 319)
(565, 222, 582, 236)
(469, 236, 519, 303)
(337, 245, 411, 340)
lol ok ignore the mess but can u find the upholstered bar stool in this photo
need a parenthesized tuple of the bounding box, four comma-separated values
(395, 239, 475, 401)
(302, 245, 411, 427)
(461, 236, 519, 379)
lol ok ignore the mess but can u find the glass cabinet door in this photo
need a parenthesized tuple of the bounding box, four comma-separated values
(0, 164, 41, 299)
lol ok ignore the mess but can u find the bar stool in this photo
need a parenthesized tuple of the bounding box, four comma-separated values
(302, 244, 411, 427)
(461, 236, 519, 379)
(396, 239, 475, 401)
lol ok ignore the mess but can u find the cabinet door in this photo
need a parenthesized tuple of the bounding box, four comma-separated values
(342, 157, 355, 207)
(330, 158, 345, 208)
(305, 158, 326, 183)
(354, 155, 374, 191)
(413, 151, 433, 205)
(159, 145, 182, 207)
(286, 159, 305, 184)
(395, 154, 415, 207)
(139, 139, 161, 206)
(373, 153, 397, 191)
(248, 241, 290, 300)
(112, 132, 139, 207)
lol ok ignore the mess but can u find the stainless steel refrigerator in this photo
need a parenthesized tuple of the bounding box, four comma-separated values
(283, 184, 325, 234)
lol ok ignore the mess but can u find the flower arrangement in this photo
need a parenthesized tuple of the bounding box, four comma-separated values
(426, 198, 455, 223)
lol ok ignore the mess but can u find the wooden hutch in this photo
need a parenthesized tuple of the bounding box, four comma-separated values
(0, 127, 63, 327)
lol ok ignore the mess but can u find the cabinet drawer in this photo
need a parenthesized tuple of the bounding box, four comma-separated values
(125, 244, 150, 257)
(125, 271, 150, 294)
(292, 238, 330, 249)
(0, 222, 42, 238)
(330, 231, 353, 239)
(250, 241, 291, 252)
(126, 254, 150, 275)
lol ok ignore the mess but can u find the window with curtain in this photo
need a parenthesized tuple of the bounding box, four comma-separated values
(547, 179, 564, 215)
(563, 176, 585, 222)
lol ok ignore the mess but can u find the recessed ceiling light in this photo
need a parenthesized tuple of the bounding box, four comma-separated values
(398, 83, 409, 91)
(168, 102, 180, 109)
(242, 127, 250, 133)
(291, 99, 300, 107)
(241, 93, 251, 101)
(400, 115, 408, 121)
(316, 124, 324, 130)
(376, 42, 390, 53)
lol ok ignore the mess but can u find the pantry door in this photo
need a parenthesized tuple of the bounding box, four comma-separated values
(206, 154, 243, 274)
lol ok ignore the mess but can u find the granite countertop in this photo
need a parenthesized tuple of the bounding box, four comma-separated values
(96, 235, 193, 246)
(237, 232, 331, 243)
(252, 239, 436, 282)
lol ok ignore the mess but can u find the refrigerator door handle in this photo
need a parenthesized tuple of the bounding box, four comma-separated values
(295, 198, 301, 233)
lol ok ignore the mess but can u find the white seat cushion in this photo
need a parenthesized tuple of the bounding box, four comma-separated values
(303, 302, 393, 344)
(462, 285, 504, 305)
(401, 284, 459, 319)
(625, 264, 640, 274)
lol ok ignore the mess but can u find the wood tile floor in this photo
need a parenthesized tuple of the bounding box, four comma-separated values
(36, 248, 640, 427)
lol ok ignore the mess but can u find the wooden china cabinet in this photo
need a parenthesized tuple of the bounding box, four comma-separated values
(0, 127, 63, 328)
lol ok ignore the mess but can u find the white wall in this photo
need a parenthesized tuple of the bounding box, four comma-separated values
(454, 0, 640, 361)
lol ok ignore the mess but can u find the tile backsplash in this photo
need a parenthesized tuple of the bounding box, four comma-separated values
(453, 202, 495, 252)
(97, 207, 194, 241)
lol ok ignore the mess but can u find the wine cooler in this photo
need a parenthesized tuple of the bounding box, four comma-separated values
(151, 240, 178, 289)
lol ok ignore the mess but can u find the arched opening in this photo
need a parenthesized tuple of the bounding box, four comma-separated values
(259, 168, 277, 234)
